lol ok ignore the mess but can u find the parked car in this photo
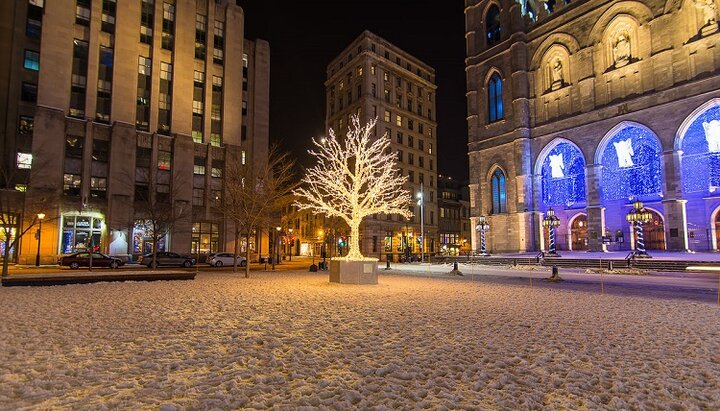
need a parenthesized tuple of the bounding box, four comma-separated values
(140, 252, 196, 268)
(207, 252, 247, 267)
(59, 252, 124, 269)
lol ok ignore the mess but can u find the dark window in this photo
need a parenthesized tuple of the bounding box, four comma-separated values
(21, 82, 37, 102)
(136, 146, 152, 168)
(136, 56, 151, 130)
(488, 72, 503, 122)
(140, 0, 154, 44)
(92, 139, 109, 162)
(158, 62, 172, 133)
(26, 4, 43, 39)
(96, 47, 113, 122)
(161, 2, 175, 51)
(76, 0, 90, 26)
(491, 168, 507, 214)
(213, 21, 224, 65)
(65, 136, 84, 158)
(70, 39, 89, 118)
(101, 0, 116, 33)
(195, 14, 207, 59)
(486, 6, 501, 47)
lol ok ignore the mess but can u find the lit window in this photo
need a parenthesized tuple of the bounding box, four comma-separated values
(488, 72, 504, 122)
(371, 64, 375, 75)
(158, 150, 171, 170)
(357, 66, 363, 76)
(241, 150, 246, 165)
(17, 152, 32, 169)
(491, 168, 507, 213)
(23, 50, 39, 71)
(396, 115, 402, 127)
(384, 110, 391, 123)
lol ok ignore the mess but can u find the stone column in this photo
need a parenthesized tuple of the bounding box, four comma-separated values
(585, 164, 606, 251)
(661, 150, 689, 251)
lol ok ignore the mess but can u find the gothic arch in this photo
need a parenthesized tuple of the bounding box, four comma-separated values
(594, 121, 664, 164)
(534, 138, 586, 175)
(485, 162, 509, 181)
(587, 2, 654, 46)
(675, 98, 720, 150)
(483, 66, 504, 84)
(530, 33, 581, 70)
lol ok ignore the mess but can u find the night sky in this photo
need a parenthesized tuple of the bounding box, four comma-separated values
(237, 0, 469, 181)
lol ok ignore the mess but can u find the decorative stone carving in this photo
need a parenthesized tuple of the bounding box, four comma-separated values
(612, 32, 631, 67)
(550, 58, 564, 90)
(695, 0, 718, 36)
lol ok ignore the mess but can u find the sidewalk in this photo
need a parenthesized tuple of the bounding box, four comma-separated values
(465, 250, 720, 262)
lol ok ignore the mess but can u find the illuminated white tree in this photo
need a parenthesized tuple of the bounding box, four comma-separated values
(294, 115, 412, 260)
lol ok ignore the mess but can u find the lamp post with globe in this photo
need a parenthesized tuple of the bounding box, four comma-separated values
(542, 208, 561, 257)
(626, 199, 653, 258)
(476, 215, 490, 256)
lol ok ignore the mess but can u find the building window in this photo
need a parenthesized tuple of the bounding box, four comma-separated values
(140, 0, 154, 44)
(158, 150, 171, 171)
(70, 39, 89, 118)
(213, 20, 224, 65)
(241, 150, 246, 165)
(96, 47, 113, 122)
(62, 215, 104, 254)
(408, 153, 414, 165)
(242, 100, 248, 116)
(136, 56, 151, 130)
(65, 136, 84, 158)
(101, 0, 116, 33)
(397, 132, 403, 144)
(195, 14, 207, 59)
(63, 173, 81, 196)
(75, 0, 90, 26)
(408, 135, 414, 148)
(17, 152, 32, 169)
(491, 168, 507, 214)
(210, 133, 221, 147)
(384, 110, 391, 123)
(161, 2, 175, 50)
(19, 116, 34, 135)
(193, 188, 204, 206)
(23, 50, 39, 71)
(90, 177, 107, 199)
(158, 62, 172, 133)
(488, 72, 503, 123)
(192, 222, 219, 254)
(21, 82, 37, 102)
(486, 5, 501, 47)
(396, 115, 402, 127)
(26, 4, 43, 39)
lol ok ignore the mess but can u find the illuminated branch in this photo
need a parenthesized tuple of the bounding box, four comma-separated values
(294, 115, 412, 260)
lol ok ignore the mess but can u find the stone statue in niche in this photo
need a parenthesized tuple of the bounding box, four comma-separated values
(548, 153, 565, 178)
(695, 0, 718, 36)
(703, 120, 720, 152)
(612, 32, 631, 68)
(550, 58, 564, 90)
(613, 138, 635, 168)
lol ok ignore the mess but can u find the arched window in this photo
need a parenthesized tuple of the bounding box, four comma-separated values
(485, 5, 501, 47)
(491, 168, 507, 213)
(488, 73, 503, 123)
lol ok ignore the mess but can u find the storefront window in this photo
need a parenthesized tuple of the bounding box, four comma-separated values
(0, 215, 19, 262)
(133, 219, 167, 255)
(61, 214, 104, 254)
(192, 222, 219, 254)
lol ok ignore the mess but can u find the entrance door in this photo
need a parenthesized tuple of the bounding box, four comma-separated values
(642, 210, 666, 250)
(570, 214, 588, 251)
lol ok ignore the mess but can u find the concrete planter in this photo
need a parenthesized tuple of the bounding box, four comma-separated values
(329, 259, 378, 284)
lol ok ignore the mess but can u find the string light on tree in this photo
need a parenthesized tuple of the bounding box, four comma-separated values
(293, 115, 412, 260)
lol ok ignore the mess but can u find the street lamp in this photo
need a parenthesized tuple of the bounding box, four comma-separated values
(35, 213, 45, 266)
(274, 226, 281, 269)
(288, 228, 293, 261)
(542, 208, 561, 257)
(476, 215, 490, 256)
(416, 185, 424, 263)
(626, 199, 653, 258)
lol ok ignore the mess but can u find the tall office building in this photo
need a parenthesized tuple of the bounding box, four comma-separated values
(0, 0, 269, 263)
(465, 0, 720, 253)
(325, 31, 438, 261)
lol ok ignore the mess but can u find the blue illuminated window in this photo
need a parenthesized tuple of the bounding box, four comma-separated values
(599, 125, 663, 201)
(488, 73, 503, 123)
(24, 50, 39, 71)
(485, 6, 501, 47)
(540, 142, 586, 208)
(679, 104, 720, 195)
(491, 168, 507, 213)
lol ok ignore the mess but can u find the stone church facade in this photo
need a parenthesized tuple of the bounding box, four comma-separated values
(465, 0, 720, 253)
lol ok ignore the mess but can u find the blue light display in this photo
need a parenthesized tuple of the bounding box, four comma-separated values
(600, 125, 663, 201)
(680, 105, 720, 195)
(540, 141, 586, 208)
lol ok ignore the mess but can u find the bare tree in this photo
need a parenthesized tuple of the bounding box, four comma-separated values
(221, 145, 295, 277)
(0, 155, 52, 277)
(294, 115, 412, 260)
(133, 174, 190, 269)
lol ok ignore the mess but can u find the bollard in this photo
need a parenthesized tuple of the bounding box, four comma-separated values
(513, 259, 517, 267)
(608, 260, 613, 271)
(309, 263, 318, 272)
(547, 265, 562, 282)
(454, 261, 459, 271)
(449, 260, 463, 276)
(385, 259, 391, 270)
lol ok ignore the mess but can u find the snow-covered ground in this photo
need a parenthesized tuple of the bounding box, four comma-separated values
(1, 271, 718, 409)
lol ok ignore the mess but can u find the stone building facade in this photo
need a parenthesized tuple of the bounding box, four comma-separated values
(325, 31, 439, 261)
(1, 0, 269, 263)
(437, 175, 472, 255)
(465, 0, 720, 253)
